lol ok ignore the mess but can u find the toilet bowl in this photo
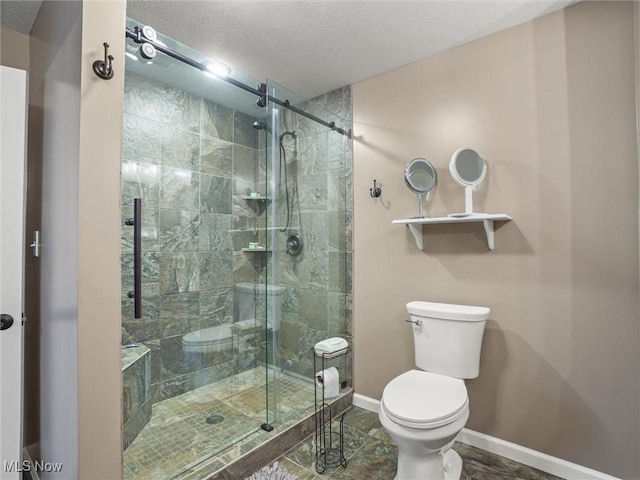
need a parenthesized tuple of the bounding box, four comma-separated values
(182, 319, 255, 368)
(379, 370, 469, 480)
(379, 301, 489, 480)
(182, 283, 286, 369)
(182, 323, 234, 355)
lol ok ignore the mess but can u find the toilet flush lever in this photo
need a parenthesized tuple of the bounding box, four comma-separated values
(405, 318, 422, 326)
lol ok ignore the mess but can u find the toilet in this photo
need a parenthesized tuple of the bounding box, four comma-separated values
(182, 322, 239, 369)
(379, 301, 489, 480)
(234, 282, 287, 332)
(182, 283, 287, 365)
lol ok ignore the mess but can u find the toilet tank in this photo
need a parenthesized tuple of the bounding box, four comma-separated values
(234, 283, 287, 331)
(407, 301, 489, 379)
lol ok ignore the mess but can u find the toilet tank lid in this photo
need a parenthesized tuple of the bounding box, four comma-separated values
(406, 301, 490, 322)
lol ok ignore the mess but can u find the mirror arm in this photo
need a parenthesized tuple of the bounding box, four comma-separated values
(465, 185, 474, 214)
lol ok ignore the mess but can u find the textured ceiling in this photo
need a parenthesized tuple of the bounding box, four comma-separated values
(1, 1, 575, 99)
(126, 0, 574, 98)
(0, 0, 43, 34)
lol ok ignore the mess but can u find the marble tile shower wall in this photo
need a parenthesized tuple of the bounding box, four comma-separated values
(274, 86, 353, 386)
(121, 73, 265, 404)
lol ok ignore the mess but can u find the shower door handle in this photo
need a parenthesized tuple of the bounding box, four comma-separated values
(125, 198, 142, 319)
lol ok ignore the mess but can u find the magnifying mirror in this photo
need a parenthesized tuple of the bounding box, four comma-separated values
(449, 148, 486, 217)
(404, 158, 437, 218)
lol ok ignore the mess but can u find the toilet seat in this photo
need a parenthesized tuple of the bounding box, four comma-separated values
(182, 324, 233, 353)
(381, 370, 468, 429)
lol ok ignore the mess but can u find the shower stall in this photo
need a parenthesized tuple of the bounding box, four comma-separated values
(120, 21, 352, 479)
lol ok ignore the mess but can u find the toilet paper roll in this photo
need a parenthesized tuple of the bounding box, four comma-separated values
(315, 367, 340, 399)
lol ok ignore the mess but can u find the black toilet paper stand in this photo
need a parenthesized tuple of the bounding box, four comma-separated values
(313, 348, 348, 474)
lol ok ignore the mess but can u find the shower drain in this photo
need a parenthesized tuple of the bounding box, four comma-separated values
(205, 414, 224, 425)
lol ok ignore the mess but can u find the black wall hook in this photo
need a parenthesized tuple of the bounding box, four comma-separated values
(93, 42, 114, 80)
(370, 179, 382, 198)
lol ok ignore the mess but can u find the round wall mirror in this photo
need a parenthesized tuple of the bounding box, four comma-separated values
(449, 148, 486, 186)
(449, 148, 487, 216)
(404, 158, 437, 217)
(405, 158, 437, 194)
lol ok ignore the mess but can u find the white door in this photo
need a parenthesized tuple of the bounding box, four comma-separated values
(0, 66, 27, 480)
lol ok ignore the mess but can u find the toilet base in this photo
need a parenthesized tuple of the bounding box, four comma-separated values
(393, 449, 462, 480)
(443, 449, 463, 479)
(380, 402, 469, 480)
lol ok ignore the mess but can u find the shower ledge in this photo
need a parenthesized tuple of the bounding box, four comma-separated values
(392, 213, 511, 250)
(229, 227, 289, 233)
(240, 247, 272, 253)
(237, 194, 271, 201)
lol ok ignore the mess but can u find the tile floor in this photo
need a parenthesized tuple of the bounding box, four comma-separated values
(124, 368, 315, 480)
(270, 407, 564, 480)
(126, 384, 564, 480)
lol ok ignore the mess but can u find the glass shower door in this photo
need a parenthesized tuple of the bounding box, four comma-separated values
(120, 19, 351, 479)
(263, 79, 351, 429)
(121, 21, 271, 479)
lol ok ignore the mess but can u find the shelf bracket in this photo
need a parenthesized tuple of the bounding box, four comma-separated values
(482, 220, 495, 250)
(406, 224, 423, 250)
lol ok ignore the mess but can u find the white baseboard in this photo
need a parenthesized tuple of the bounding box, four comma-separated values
(352, 393, 619, 480)
(353, 392, 381, 412)
(457, 429, 619, 480)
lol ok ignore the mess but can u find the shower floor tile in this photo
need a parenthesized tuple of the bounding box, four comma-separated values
(124, 367, 314, 480)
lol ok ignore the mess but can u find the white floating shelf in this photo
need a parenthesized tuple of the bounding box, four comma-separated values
(392, 213, 512, 250)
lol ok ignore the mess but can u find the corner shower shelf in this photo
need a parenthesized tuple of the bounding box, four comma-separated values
(392, 213, 511, 250)
(240, 247, 272, 253)
(238, 195, 271, 202)
(230, 227, 281, 233)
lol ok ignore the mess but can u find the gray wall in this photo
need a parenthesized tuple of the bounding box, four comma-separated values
(30, 2, 82, 475)
(352, 2, 639, 478)
(29, 0, 125, 476)
(0, 26, 29, 71)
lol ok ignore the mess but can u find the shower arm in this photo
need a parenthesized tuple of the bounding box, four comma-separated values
(125, 26, 351, 138)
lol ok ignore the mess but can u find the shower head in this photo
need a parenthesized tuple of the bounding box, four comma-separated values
(252, 120, 271, 133)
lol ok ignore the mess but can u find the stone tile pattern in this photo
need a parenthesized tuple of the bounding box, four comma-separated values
(124, 367, 316, 480)
(121, 73, 353, 407)
(122, 345, 152, 450)
(196, 390, 353, 480)
(268, 407, 565, 480)
(269, 87, 354, 391)
(121, 73, 268, 407)
(121, 71, 354, 476)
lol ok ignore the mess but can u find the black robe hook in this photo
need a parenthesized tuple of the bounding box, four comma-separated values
(370, 179, 382, 198)
(93, 42, 114, 80)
